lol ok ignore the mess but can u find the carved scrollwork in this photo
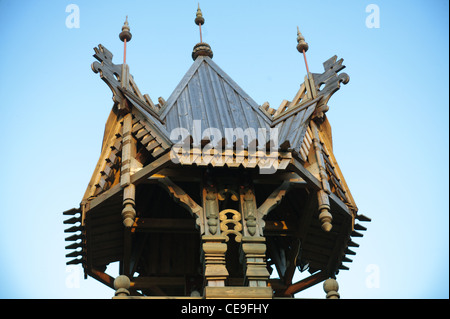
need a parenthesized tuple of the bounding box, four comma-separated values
(312, 55, 350, 121)
(219, 209, 243, 242)
(91, 44, 124, 106)
(218, 187, 239, 202)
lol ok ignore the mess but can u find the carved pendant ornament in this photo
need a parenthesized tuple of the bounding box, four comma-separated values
(204, 186, 219, 235)
(241, 187, 258, 236)
(219, 209, 243, 242)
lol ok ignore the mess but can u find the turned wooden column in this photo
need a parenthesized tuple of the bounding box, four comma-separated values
(201, 174, 229, 287)
(311, 121, 333, 232)
(241, 237, 270, 287)
(120, 111, 136, 228)
(202, 235, 229, 287)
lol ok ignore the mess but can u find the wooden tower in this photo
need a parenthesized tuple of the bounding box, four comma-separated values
(63, 8, 370, 299)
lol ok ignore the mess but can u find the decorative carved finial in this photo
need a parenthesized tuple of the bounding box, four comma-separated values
(296, 26, 308, 53)
(192, 4, 213, 60)
(318, 190, 332, 232)
(195, 3, 205, 25)
(119, 16, 132, 65)
(192, 43, 213, 60)
(297, 26, 310, 76)
(119, 16, 132, 42)
(323, 278, 340, 299)
(114, 275, 131, 297)
(122, 198, 136, 227)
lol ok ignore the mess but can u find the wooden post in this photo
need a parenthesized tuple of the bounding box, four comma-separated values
(239, 182, 270, 288)
(310, 121, 333, 232)
(318, 189, 332, 232)
(121, 112, 136, 228)
(119, 60, 136, 278)
(241, 236, 270, 287)
(202, 235, 229, 288)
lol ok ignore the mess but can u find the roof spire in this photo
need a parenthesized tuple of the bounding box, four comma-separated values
(195, 3, 205, 42)
(297, 26, 310, 76)
(119, 16, 132, 64)
(192, 4, 213, 60)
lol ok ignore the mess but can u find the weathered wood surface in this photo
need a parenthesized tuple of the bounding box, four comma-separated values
(65, 41, 363, 298)
(161, 57, 271, 150)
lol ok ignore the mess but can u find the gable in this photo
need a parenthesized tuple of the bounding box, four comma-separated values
(160, 56, 272, 147)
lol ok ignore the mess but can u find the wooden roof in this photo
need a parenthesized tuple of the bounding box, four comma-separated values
(63, 41, 368, 296)
(160, 56, 271, 140)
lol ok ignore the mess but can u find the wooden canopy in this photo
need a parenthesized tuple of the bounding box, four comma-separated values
(63, 34, 369, 298)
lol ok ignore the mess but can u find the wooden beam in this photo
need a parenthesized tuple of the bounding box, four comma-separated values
(158, 177, 203, 218)
(283, 238, 301, 286)
(271, 99, 319, 127)
(88, 268, 115, 289)
(130, 152, 172, 185)
(283, 271, 328, 296)
(120, 87, 164, 124)
(133, 218, 296, 235)
(267, 237, 286, 280)
(288, 157, 351, 217)
(134, 218, 198, 233)
(257, 180, 291, 218)
(88, 183, 123, 211)
(288, 158, 322, 191)
(264, 220, 297, 235)
(131, 276, 186, 289)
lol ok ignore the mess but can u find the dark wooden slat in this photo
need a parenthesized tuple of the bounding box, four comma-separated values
(132, 276, 186, 289)
(283, 271, 328, 296)
(88, 269, 115, 289)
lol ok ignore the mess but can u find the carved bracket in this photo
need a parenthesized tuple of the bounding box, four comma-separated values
(311, 55, 349, 121)
(257, 181, 291, 217)
(158, 177, 204, 233)
(91, 44, 124, 107)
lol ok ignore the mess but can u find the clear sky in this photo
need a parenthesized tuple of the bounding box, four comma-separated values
(0, 0, 448, 299)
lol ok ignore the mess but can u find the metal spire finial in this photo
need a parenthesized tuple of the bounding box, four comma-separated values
(297, 26, 310, 76)
(192, 4, 213, 60)
(119, 16, 132, 42)
(119, 16, 132, 64)
(296, 26, 308, 53)
(195, 3, 205, 27)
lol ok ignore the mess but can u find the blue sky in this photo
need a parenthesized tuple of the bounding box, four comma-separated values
(0, 0, 448, 299)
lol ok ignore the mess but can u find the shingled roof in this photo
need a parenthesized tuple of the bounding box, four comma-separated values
(159, 56, 272, 145)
